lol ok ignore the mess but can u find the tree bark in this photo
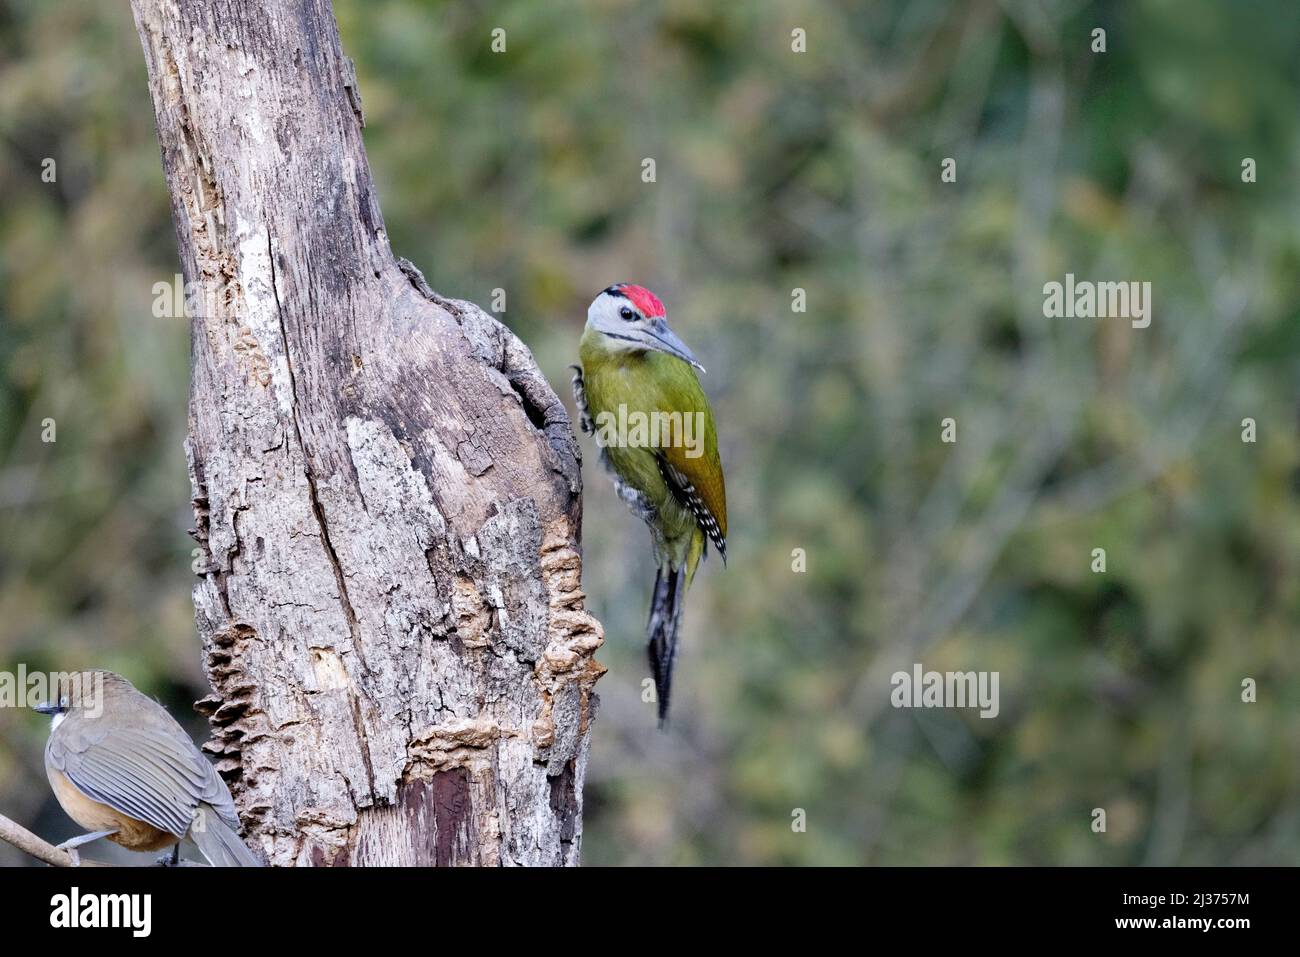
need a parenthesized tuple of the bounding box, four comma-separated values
(129, 0, 603, 866)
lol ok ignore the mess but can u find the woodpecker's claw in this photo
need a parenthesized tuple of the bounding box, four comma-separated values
(569, 365, 595, 436)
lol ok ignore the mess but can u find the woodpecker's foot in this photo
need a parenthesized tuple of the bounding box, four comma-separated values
(569, 365, 595, 436)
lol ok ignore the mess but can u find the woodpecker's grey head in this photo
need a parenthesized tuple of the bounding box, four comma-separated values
(586, 284, 704, 372)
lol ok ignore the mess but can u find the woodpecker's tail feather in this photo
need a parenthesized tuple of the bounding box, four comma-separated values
(647, 564, 688, 728)
(189, 804, 261, 866)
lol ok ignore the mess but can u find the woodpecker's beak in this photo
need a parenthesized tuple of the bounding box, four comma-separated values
(34, 701, 60, 715)
(644, 318, 706, 373)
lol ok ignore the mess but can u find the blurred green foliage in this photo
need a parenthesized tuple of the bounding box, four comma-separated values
(1, 0, 1298, 865)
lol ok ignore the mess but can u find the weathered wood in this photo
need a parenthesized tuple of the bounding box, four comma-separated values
(129, 0, 603, 865)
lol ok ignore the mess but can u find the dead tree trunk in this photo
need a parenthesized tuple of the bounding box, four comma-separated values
(129, 0, 603, 866)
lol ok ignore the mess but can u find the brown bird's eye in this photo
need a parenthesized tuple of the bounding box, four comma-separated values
(619, 306, 636, 321)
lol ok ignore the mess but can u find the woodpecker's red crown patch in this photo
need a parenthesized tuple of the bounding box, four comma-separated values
(613, 283, 666, 318)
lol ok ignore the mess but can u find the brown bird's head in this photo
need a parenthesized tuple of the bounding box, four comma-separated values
(34, 670, 125, 724)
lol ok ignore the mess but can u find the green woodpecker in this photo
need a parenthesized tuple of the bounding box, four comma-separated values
(571, 284, 727, 724)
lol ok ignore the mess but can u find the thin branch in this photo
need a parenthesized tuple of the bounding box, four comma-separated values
(0, 811, 80, 867)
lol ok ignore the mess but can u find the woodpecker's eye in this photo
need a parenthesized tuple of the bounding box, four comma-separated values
(619, 306, 637, 321)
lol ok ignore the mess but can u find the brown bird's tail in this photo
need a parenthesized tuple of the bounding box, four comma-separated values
(647, 564, 687, 728)
(189, 803, 261, 866)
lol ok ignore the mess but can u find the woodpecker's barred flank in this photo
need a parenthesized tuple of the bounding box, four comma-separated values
(571, 364, 659, 526)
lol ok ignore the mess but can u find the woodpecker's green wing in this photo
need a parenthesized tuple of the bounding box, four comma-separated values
(646, 351, 727, 558)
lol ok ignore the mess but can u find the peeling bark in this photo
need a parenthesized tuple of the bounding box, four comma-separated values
(130, 0, 603, 865)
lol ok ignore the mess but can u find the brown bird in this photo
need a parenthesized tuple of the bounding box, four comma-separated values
(36, 670, 259, 866)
